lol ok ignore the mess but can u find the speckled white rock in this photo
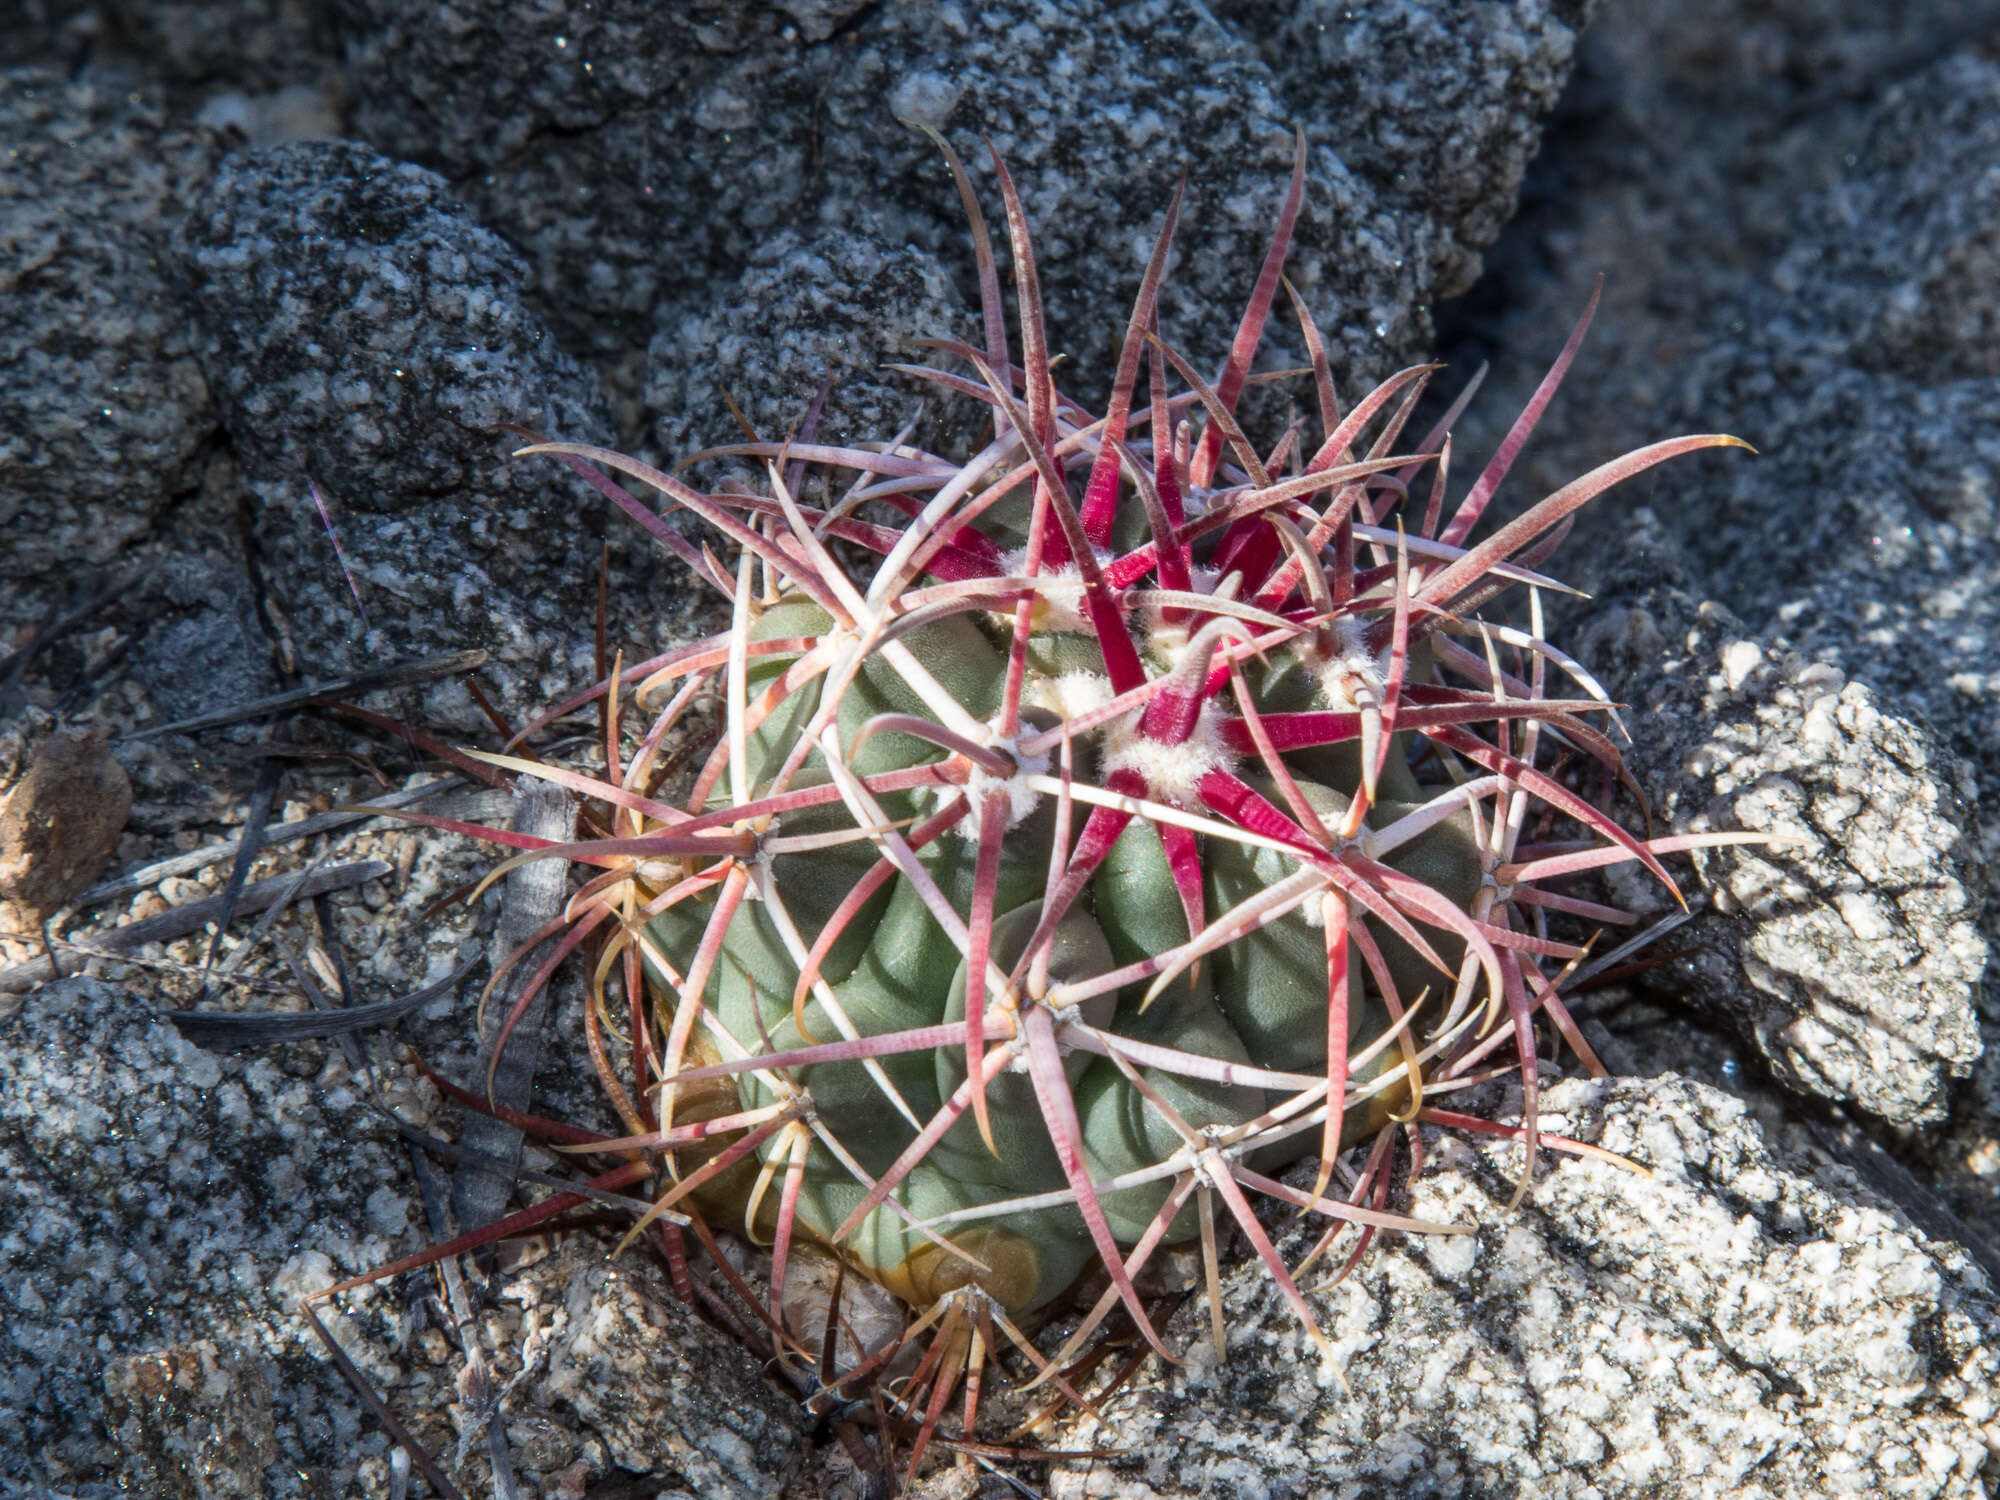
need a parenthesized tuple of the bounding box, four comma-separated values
(646, 226, 972, 468)
(540, 1248, 807, 1499)
(1045, 1077, 2000, 1499)
(1574, 512, 1985, 1128)
(0, 977, 407, 1494)
(169, 140, 640, 719)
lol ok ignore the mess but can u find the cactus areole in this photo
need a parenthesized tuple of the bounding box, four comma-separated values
(503, 135, 1748, 1382)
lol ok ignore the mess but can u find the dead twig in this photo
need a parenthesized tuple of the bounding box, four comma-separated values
(0, 860, 390, 993)
(128, 649, 488, 739)
(76, 778, 456, 908)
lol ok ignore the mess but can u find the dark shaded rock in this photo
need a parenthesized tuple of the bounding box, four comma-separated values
(334, 0, 833, 421)
(1569, 47, 2000, 821)
(1213, 0, 1598, 296)
(0, 68, 219, 589)
(649, 0, 1592, 457)
(1451, 25, 2000, 809)
(170, 140, 620, 714)
(1657, 55, 2000, 793)
(1429, 0, 2000, 1283)
(815, 0, 1428, 403)
(103, 0, 341, 94)
(0, 4, 106, 70)
(332, 0, 1591, 442)
(648, 227, 972, 467)
(1050, 1077, 2000, 1499)
(129, 552, 283, 729)
(1571, 512, 1985, 1128)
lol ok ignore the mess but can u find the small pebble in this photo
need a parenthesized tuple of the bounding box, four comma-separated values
(0, 733, 132, 933)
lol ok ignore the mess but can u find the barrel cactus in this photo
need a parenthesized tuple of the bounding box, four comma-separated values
(443, 137, 1748, 1455)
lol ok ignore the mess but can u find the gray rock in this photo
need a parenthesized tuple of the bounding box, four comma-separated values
(334, 0, 833, 415)
(650, 0, 1590, 458)
(130, 553, 282, 728)
(1569, 512, 1985, 1128)
(815, 0, 1434, 402)
(1435, 6, 2000, 1237)
(1213, 0, 1597, 296)
(1048, 1076, 2000, 1499)
(333, 0, 790, 176)
(1582, 0, 2000, 132)
(0, 970, 802, 1498)
(102, 0, 341, 94)
(170, 140, 620, 713)
(1611, 52, 2000, 831)
(541, 1246, 808, 1499)
(333, 0, 1589, 438)
(0, 68, 218, 588)
(0, 977, 409, 1493)
(774, 0, 872, 43)
(1452, 25, 2000, 811)
(648, 227, 972, 467)
(0, 3, 105, 70)
(1655, 55, 2000, 813)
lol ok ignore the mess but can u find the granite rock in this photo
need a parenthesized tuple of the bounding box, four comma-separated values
(333, 0, 835, 414)
(0, 68, 219, 589)
(1447, 22, 2000, 811)
(1569, 513, 1986, 1128)
(816, 0, 1440, 407)
(1655, 53, 2000, 813)
(127, 551, 284, 730)
(0, 970, 810, 1498)
(102, 1339, 280, 1500)
(1434, 2, 2000, 1242)
(647, 227, 972, 468)
(332, 0, 1589, 441)
(0, 977, 409, 1493)
(1048, 1077, 2000, 1499)
(656, 0, 1590, 456)
(1212, 0, 1597, 296)
(0, 3, 107, 71)
(170, 140, 621, 713)
(541, 1247, 808, 1499)
(103, 0, 342, 95)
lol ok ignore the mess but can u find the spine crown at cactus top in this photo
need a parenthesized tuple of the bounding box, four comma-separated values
(496, 132, 1748, 1397)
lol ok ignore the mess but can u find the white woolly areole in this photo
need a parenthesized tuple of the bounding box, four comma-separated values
(992, 546, 1117, 635)
(919, 716, 1051, 834)
(1313, 615, 1390, 710)
(1098, 698, 1236, 804)
(1024, 670, 1115, 723)
(1296, 884, 1339, 929)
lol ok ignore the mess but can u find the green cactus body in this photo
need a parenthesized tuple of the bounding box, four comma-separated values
(643, 592, 1481, 1314)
